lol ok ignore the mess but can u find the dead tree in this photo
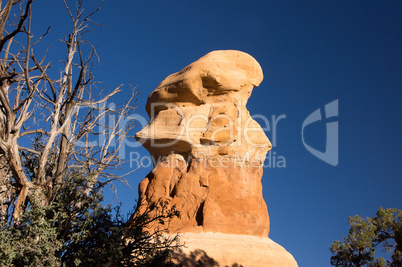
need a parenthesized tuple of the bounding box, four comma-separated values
(0, 0, 137, 222)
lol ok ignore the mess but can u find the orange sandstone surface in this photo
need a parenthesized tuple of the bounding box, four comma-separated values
(132, 50, 298, 267)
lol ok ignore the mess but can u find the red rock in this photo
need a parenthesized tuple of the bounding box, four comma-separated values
(132, 50, 298, 266)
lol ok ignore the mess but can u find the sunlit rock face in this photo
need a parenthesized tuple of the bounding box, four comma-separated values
(135, 50, 271, 162)
(133, 50, 297, 267)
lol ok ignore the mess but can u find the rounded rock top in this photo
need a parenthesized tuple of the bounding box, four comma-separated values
(146, 50, 264, 115)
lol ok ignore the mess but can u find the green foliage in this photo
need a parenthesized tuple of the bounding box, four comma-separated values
(0, 196, 62, 266)
(0, 168, 182, 266)
(331, 208, 402, 267)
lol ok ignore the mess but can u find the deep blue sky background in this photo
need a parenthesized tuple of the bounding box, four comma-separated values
(31, 1, 402, 266)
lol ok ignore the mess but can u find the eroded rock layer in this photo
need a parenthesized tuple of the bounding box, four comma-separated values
(171, 232, 298, 267)
(135, 50, 271, 162)
(136, 155, 269, 236)
(133, 50, 297, 266)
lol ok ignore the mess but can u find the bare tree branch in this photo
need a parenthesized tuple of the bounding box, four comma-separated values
(0, 0, 137, 226)
(0, 0, 33, 52)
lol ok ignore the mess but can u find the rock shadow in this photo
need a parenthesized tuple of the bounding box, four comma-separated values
(171, 249, 243, 267)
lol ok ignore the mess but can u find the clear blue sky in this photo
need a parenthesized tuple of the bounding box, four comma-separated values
(33, 1, 402, 266)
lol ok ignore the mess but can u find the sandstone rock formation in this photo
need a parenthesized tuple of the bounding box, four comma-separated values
(133, 50, 297, 266)
(171, 232, 298, 267)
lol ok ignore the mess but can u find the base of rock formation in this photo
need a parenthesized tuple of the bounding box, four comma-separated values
(171, 232, 298, 267)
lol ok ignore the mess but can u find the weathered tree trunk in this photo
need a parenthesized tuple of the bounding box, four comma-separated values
(0, 152, 11, 221)
(0, 107, 11, 221)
